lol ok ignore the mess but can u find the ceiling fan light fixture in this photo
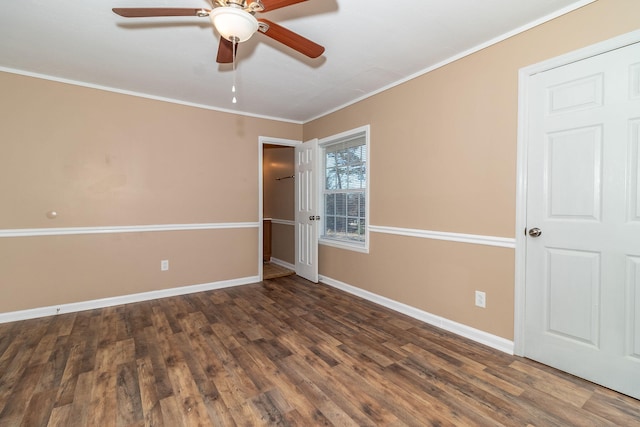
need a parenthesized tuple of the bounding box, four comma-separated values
(210, 7, 258, 43)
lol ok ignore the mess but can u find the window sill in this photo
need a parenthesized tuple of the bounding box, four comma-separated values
(319, 238, 369, 254)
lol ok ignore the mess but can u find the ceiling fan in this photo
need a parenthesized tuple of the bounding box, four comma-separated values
(112, 0, 325, 64)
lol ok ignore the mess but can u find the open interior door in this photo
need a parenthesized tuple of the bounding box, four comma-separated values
(295, 139, 319, 282)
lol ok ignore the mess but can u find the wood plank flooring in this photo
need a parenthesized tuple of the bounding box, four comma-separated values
(1, 274, 639, 426)
(262, 263, 295, 280)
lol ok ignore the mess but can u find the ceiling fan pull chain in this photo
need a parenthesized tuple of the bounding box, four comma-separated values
(232, 38, 238, 104)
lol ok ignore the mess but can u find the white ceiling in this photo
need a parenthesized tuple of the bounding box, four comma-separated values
(0, 0, 592, 123)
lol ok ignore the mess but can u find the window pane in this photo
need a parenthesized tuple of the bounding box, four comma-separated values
(344, 147, 354, 164)
(325, 216, 335, 236)
(335, 217, 346, 235)
(347, 193, 359, 217)
(347, 217, 359, 236)
(347, 165, 365, 189)
(359, 193, 366, 217)
(326, 168, 337, 190)
(345, 166, 353, 190)
(335, 167, 347, 189)
(349, 145, 360, 163)
(338, 149, 349, 166)
(357, 219, 366, 240)
(325, 193, 335, 215)
(362, 166, 367, 188)
(326, 151, 336, 168)
(335, 193, 346, 216)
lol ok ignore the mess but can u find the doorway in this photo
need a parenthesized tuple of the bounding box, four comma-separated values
(258, 137, 299, 280)
(515, 31, 640, 399)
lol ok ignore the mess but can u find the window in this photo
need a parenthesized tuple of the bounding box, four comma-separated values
(320, 126, 369, 252)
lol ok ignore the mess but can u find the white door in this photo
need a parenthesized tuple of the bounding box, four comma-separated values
(525, 42, 640, 398)
(295, 139, 319, 282)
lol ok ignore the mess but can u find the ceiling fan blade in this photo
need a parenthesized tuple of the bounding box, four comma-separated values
(216, 38, 237, 64)
(260, 0, 307, 12)
(258, 19, 324, 58)
(112, 8, 211, 18)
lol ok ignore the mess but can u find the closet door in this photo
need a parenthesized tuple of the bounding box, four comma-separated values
(524, 41, 640, 399)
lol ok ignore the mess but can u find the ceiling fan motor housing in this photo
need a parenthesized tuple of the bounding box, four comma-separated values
(210, 6, 258, 42)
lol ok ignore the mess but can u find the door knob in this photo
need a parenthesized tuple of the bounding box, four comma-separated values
(309, 216, 314, 221)
(528, 227, 542, 237)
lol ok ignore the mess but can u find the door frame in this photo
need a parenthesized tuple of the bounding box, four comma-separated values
(514, 29, 640, 356)
(258, 136, 301, 281)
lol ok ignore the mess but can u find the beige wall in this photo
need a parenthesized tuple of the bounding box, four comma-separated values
(2, 229, 256, 310)
(263, 146, 295, 222)
(263, 145, 295, 264)
(270, 223, 295, 265)
(0, 72, 301, 313)
(305, 0, 640, 340)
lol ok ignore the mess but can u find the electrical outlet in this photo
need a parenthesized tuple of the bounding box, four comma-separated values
(161, 260, 169, 271)
(475, 290, 486, 308)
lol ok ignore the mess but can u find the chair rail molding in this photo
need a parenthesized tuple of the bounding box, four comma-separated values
(0, 222, 259, 238)
(369, 225, 515, 249)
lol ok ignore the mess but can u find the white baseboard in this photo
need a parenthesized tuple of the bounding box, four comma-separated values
(269, 257, 295, 271)
(319, 275, 514, 355)
(0, 275, 260, 324)
(2, 272, 514, 355)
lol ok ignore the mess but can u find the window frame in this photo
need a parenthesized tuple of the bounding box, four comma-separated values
(318, 125, 370, 253)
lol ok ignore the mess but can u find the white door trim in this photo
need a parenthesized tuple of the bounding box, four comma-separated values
(258, 136, 301, 281)
(514, 29, 640, 356)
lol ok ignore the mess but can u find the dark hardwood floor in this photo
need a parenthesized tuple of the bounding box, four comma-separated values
(1, 275, 639, 426)
(262, 263, 295, 280)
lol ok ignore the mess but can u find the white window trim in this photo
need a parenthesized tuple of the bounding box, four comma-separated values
(318, 125, 370, 253)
